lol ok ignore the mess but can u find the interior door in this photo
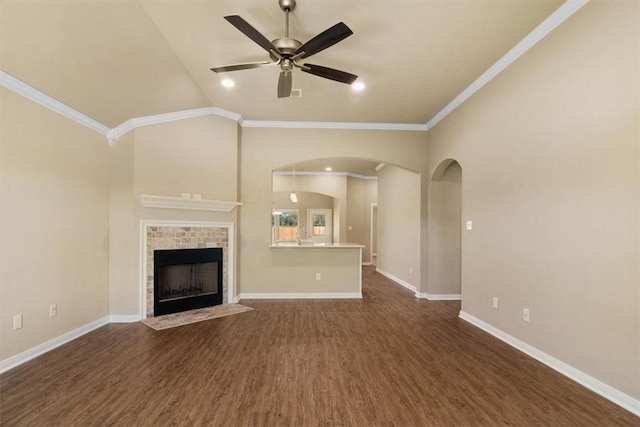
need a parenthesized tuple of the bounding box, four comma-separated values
(307, 209, 332, 244)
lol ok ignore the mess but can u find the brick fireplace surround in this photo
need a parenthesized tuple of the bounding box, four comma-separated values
(141, 221, 234, 317)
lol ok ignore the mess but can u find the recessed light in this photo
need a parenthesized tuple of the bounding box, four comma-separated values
(325, 167, 332, 171)
(221, 79, 235, 88)
(352, 81, 365, 91)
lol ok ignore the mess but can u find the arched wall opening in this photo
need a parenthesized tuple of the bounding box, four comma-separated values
(270, 157, 421, 282)
(428, 159, 462, 298)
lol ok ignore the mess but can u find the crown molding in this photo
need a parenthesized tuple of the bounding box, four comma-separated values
(0, 71, 110, 137)
(2, 0, 586, 143)
(241, 120, 428, 132)
(138, 194, 242, 212)
(273, 171, 377, 180)
(425, 0, 589, 130)
(109, 107, 243, 145)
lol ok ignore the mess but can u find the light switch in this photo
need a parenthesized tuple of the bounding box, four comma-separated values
(466, 220, 473, 231)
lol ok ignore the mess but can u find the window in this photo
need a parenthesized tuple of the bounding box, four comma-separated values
(311, 213, 326, 236)
(274, 209, 299, 242)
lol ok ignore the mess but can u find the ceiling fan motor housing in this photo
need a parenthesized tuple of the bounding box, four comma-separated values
(270, 38, 302, 62)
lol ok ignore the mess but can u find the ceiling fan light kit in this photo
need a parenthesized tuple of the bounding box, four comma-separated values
(211, 0, 357, 98)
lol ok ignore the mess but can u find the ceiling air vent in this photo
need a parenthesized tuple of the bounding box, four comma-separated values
(291, 88, 302, 98)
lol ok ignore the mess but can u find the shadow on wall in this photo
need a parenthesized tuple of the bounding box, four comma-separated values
(428, 159, 463, 297)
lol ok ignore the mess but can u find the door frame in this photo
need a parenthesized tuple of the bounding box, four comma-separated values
(307, 208, 333, 244)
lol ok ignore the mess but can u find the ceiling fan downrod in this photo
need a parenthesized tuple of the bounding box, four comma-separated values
(279, 0, 296, 37)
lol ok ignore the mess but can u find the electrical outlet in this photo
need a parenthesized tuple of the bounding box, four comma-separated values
(492, 297, 499, 309)
(13, 314, 23, 330)
(523, 308, 530, 322)
(49, 304, 57, 318)
(409, 267, 413, 275)
(315, 273, 321, 281)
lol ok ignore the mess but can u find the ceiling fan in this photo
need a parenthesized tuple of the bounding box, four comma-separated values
(210, 0, 358, 98)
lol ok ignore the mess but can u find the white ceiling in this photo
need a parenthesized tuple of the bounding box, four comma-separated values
(1, 0, 565, 129)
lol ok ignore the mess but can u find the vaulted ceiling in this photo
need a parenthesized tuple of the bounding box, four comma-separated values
(1, 0, 566, 129)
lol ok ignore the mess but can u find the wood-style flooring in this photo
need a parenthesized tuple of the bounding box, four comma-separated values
(1, 267, 638, 426)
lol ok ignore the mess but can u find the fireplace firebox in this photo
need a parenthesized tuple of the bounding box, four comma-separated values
(153, 248, 223, 316)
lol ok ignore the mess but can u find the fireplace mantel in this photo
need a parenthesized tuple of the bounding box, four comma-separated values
(139, 194, 242, 212)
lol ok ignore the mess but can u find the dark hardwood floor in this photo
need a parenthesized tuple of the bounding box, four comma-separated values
(1, 266, 638, 426)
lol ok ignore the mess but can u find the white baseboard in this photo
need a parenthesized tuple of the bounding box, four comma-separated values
(459, 311, 640, 417)
(415, 292, 461, 301)
(375, 268, 417, 292)
(109, 314, 141, 323)
(238, 292, 362, 300)
(0, 316, 110, 374)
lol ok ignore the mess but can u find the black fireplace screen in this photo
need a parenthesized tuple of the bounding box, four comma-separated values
(157, 262, 218, 302)
(153, 248, 223, 316)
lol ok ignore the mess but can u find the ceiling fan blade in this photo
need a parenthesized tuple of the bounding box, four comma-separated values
(210, 62, 273, 73)
(224, 15, 281, 54)
(278, 71, 292, 98)
(301, 64, 358, 85)
(294, 22, 353, 59)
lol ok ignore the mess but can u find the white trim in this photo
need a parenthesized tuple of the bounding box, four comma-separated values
(273, 171, 377, 180)
(140, 220, 236, 318)
(0, 316, 109, 374)
(361, 262, 372, 266)
(108, 314, 141, 323)
(2, 1, 586, 144)
(138, 194, 242, 212)
(459, 311, 640, 417)
(238, 292, 362, 300)
(376, 268, 417, 293)
(358, 248, 363, 296)
(370, 203, 377, 265)
(0, 71, 110, 137)
(415, 292, 461, 301)
(425, 0, 589, 130)
(241, 120, 427, 131)
(109, 107, 243, 144)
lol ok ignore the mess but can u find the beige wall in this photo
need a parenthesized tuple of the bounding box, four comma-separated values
(273, 174, 377, 250)
(273, 174, 347, 241)
(133, 115, 238, 200)
(108, 115, 239, 316)
(1, 88, 110, 360)
(108, 132, 137, 315)
(272, 190, 333, 239)
(255, 248, 362, 295)
(426, 1, 639, 398)
(428, 161, 462, 295)
(347, 177, 377, 263)
(240, 127, 428, 294)
(377, 165, 421, 288)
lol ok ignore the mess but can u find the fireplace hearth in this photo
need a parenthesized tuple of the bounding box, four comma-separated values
(153, 247, 223, 316)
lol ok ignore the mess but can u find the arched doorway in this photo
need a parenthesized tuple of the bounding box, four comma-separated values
(427, 159, 462, 298)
